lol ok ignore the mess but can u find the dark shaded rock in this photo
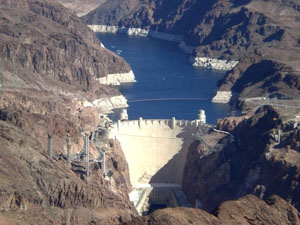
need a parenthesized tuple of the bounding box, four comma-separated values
(123, 195, 300, 225)
(183, 106, 300, 213)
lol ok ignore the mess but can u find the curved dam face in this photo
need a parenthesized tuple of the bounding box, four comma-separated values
(108, 118, 204, 187)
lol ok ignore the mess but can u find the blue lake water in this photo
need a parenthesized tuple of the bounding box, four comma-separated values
(97, 33, 230, 124)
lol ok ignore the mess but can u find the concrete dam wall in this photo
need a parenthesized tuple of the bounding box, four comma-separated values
(108, 118, 205, 187)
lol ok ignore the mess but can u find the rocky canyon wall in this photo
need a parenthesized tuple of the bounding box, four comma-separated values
(182, 106, 300, 213)
(0, 0, 137, 224)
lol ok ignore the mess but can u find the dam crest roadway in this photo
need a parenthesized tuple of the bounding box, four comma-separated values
(107, 110, 210, 215)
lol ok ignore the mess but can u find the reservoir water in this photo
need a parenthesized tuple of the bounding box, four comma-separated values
(97, 33, 230, 124)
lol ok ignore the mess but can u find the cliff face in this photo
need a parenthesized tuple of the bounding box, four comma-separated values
(182, 106, 300, 213)
(83, 0, 300, 99)
(0, 0, 136, 224)
(0, 0, 132, 98)
(124, 195, 300, 225)
(218, 58, 300, 99)
(0, 111, 136, 224)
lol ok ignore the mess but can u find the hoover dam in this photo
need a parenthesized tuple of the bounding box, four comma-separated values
(107, 110, 207, 214)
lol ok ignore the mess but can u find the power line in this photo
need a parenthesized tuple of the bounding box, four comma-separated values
(0, 60, 3, 91)
(128, 97, 209, 103)
(110, 132, 188, 140)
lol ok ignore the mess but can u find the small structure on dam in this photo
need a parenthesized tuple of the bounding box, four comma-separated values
(198, 109, 206, 124)
(120, 109, 129, 121)
(108, 110, 209, 214)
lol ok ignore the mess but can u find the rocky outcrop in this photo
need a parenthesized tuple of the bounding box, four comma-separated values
(212, 91, 233, 103)
(124, 195, 300, 225)
(192, 57, 239, 71)
(82, 95, 128, 112)
(219, 59, 300, 100)
(182, 106, 300, 213)
(89, 25, 119, 33)
(97, 70, 136, 85)
(88, 25, 184, 42)
(84, 0, 300, 98)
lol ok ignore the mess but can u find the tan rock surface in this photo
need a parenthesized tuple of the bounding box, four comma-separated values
(56, 0, 107, 16)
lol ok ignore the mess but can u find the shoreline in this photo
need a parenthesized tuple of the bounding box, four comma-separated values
(212, 91, 233, 104)
(98, 70, 136, 85)
(82, 95, 128, 114)
(89, 24, 236, 103)
(88, 25, 183, 42)
(88, 25, 239, 71)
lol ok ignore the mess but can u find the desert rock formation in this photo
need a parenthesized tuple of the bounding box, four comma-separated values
(183, 106, 300, 213)
(0, 0, 137, 224)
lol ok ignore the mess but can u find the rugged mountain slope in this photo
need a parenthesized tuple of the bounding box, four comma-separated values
(182, 105, 300, 213)
(0, 113, 135, 224)
(84, 0, 300, 99)
(0, 0, 131, 97)
(56, 0, 107, 16)
(0, 0, 137, 224)
(124, 195, 300, 225)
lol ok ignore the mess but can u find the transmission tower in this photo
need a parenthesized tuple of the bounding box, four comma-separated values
(12, 64, 19, 90)
(0, 60, 3, 91)
(51, 91, 58, 113)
